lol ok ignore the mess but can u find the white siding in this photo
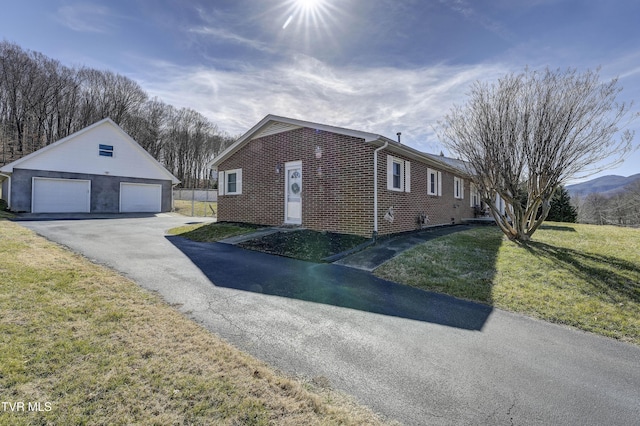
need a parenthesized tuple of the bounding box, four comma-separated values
(15, 121, 171, 181)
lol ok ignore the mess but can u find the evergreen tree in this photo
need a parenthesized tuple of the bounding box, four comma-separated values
(547, 186, 578, 223)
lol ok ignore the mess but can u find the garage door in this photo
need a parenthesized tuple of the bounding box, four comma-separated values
(120, 183, 162, 213)
(32, 178, 91, 213)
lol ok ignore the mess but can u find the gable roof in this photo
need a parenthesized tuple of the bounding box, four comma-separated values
(210, 114, 396, 167)
(0, 118, 180, 184)
(210, 114, 467, 175)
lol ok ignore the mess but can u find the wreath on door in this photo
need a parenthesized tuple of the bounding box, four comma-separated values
(291, 182, 300, 194)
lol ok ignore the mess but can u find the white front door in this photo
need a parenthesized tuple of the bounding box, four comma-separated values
(285, 161, 302, 224)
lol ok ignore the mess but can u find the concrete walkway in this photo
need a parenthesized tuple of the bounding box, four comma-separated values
(335, 225, 474, 271)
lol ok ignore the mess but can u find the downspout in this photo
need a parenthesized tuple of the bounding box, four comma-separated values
(373, 141, 388, 240)
(0, 172, 11, 209)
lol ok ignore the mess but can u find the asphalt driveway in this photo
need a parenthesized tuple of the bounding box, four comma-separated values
(18, 216, 640, 425)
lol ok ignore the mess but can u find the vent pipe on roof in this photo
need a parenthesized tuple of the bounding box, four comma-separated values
(396, 132, 401, 144)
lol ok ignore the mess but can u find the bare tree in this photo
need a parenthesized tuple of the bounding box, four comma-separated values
(576, 179, 640, 226)
(439, 68, 636, 241)
(624, 180, 640, 225)
(581, 193, 610, 225)
(123, 97, 170, 159)
(0, 41, 233, 186)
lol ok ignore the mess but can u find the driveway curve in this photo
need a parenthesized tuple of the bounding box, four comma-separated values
(19, 216, 640, 425)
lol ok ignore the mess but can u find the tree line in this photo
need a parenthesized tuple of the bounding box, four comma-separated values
(537, 182, 640, 227)
(0, 41, 235, 187)
(574, 181, 640, 226)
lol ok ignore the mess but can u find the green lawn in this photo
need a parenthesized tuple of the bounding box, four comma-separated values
(0, 220, 390, 425)
(375, 223, 640, 345)
(167, 221, 261, 242)
(173, 199, 217, 217)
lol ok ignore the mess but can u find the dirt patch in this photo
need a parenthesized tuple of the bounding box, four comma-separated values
(238, 229, 370, 262)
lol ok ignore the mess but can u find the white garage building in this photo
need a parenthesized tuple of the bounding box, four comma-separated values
(0, 118, 180, 214)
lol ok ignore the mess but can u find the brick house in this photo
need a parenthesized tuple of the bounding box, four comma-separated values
(211, 115, 481, 237)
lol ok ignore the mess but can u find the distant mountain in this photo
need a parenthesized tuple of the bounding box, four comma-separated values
(566, 173, 640, 197)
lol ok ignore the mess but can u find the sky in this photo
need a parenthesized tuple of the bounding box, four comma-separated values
(2, 0, 639, 181)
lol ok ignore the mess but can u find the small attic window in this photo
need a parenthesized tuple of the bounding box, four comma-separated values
(99, 144, 114, 157)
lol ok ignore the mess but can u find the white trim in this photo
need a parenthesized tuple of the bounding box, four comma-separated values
(207, 115, 470, 180)
(284, 161, 302, 225)
(470, 184, 480, 207)
(387, 155, 395, 190)
(427, 168, 442, 196)
(218, 171, 225, 196)
(254, 122, 303, 139)
(373, 142, 389, 235)
(211, 114, 394, 168)
(0, 173, 11, 208)
(387, 155, 408, 192)
(454, 176, 464, 199)
(225, 169, 242, 195)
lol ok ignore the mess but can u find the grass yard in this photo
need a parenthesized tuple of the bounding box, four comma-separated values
(0, 220, 390, 425)
(173, 199, 217, 217)
(238, 230, 370, 262)
(167, 221, 261, 242)
(171, 224, 371, 263)
(375, 223, 640, 345)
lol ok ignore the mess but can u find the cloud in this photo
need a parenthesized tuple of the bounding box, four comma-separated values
(138, 55, 511, 154)
(188, 26, 274, 53)
(442, 0, 516, 43)
(55, 3, 117, 33)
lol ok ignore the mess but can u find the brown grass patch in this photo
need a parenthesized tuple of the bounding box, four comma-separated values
(0, 220, 393, 425)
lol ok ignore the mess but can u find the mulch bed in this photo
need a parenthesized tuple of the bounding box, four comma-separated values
(238, 229, 369, 262)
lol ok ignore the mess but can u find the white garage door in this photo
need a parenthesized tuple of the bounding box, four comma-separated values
(32, 177, 91, 213)
(120, 183, 162, 213)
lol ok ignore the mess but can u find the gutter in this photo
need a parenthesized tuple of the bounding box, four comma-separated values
(373, 140, 389, 239)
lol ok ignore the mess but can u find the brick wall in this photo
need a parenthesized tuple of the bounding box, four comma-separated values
(217, 128, 376, 236)
(217, 128, 475, 237)
(377, 153, 475, 236)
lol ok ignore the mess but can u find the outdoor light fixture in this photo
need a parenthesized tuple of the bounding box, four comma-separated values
(275, 163, 282, 173)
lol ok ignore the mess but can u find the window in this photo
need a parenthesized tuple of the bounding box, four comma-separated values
(470, 184, 480, 207)
(227, 173, 237, 193)
(427, 168, 442, 196)
(217, 169, 242, 195)
(454, 177, 464, 199)
(387, 155, 411, 192)
(392, 162, 401, 189)
(99, 144, 113, 157)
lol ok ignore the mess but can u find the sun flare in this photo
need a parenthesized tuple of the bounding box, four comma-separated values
(296, 0, 324, 12)
(282, 0, 333, 30)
